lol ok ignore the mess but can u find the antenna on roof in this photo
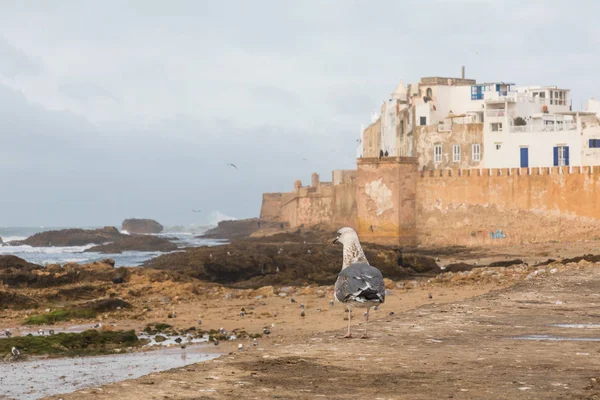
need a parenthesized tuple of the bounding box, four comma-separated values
(461, 66, 465, 79)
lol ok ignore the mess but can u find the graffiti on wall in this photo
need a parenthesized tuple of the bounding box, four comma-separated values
(489, 229, 507, 239)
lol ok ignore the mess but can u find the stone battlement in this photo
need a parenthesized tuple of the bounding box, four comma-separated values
(421, 165, 600, 178)
(259, 158, 600, 247)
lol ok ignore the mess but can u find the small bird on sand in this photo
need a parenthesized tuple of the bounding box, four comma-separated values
(253, 338, 258, 346)
(240, 311, 245, 318)
(197, 319, 202, 326)
(11, 347, 20, 358)
(300, 310, 306, 317)
(333, 227, 385, 339)
(238, 344, 243, 351)
(329, 300, 334, 307)
(219, 327, 226, 335)
(290, 298, 296, 303)
(300, 304, 305, 309)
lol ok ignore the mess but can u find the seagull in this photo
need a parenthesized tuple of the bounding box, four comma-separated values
(197, 319, 202, 326)
(227, 163, 238, 170)
(38, 329, 44, 336)
(332, 227, 385, 339)
(300, 310, 306, 317)
(238, 343, 243, 351)
(11, 347, 20, 358)
(253, 338, 258, 346)
(300, 304, 305, 309)
(239, 311, 245, 318)
(290, 298, 296, 303)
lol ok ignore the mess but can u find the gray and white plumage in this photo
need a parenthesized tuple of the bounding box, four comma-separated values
(332, 227, 385, 338)
(334, 262, 385, 306)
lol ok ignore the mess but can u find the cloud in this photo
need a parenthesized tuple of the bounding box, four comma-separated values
(0, 37, 43, 78)
(0, 1, 597, 226)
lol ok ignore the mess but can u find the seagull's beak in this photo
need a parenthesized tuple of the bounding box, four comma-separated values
(332, 237, 339, 245)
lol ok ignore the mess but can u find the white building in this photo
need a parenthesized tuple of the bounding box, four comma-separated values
(359, 72, 600, 169)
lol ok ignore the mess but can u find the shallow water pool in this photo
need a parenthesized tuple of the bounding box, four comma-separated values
(0, 345, 219, 400)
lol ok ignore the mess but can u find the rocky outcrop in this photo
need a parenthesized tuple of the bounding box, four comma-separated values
(85, 235, 178, 254)
(122, 218, 164, 234)
(144, 233, 438, 288)
(10, 227, 122, 247)
(200, 218, 261, 240)
(0, 257, 130, 288)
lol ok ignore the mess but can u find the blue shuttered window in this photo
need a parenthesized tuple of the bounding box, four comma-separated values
(554, 146, 570, 167)
(590, 139, 600, 148)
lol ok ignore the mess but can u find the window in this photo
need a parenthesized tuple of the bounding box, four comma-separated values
(471, 85, 483, 100)
(426, 88, 433, 99)
(590, 139, 600, 148)
(491, 122, 503, 132)
(420, 116, 427, 126)
(553, 145, 569, 166)
(495, 143, 502, 150)
(452, 144, 461, 162)
(472, 144, 481, 162)
(434, 144, 442, 163)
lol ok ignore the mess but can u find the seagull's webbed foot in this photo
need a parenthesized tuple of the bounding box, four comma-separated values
(360, 334, 369, 339)
(343, 333, 352, 338)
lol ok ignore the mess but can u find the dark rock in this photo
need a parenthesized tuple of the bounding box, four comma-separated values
(85, 235, 177, 254)
(0, 290, 38, 310)
(0, 258, 129, 289)
(81, 298, 132, 312)
(122, 218, 164, 234)
(11, 227, 122, 247)
(200, 218, 261, 240)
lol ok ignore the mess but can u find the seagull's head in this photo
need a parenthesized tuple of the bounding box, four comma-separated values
(333, 227, 359, 247)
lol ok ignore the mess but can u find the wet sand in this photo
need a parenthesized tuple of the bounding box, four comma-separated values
(43, 260, 600, 399)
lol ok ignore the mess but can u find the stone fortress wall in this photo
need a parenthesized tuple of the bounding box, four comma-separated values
(260, 158, 600, 247)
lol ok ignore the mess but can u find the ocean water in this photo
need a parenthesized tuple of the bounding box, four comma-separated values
(0, 226, 226, 267)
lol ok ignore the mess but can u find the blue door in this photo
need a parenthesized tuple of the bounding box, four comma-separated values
(520, 147, 529, 168)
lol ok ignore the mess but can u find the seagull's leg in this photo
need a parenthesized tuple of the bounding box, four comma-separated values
(361, 307, 370, 339)
(344, 306, 352, 338)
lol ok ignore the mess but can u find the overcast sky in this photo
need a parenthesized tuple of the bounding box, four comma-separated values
(0, 0, 598, 226)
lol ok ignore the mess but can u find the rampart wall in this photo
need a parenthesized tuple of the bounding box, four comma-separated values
(416, 165, 600, 246)
(259, 160, 600, 247)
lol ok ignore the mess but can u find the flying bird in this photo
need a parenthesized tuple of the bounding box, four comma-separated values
(227, 163, 238, 170)
(192, 209, 202, 213)
(333, 227, 385, 339)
